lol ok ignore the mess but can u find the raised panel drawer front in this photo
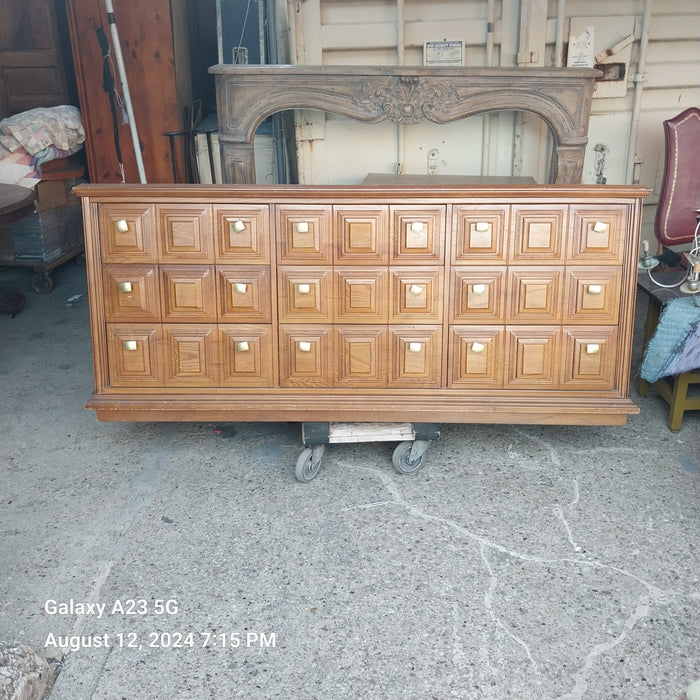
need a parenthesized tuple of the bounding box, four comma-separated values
(510, 205, 567, 263)
(390, 267, 443, 323)
(98, 204, 157, 262)
(218, 324, 275, 387)
(450, 267, 506, 322)
(278, 267, 333, 323)
(214, 204, 270, 263)
(335, 325, 388, 387)
(451, 205, 509, 264)
(106, 323, 162, 386)
(389, 325, 442, 387)
(448, 326, 505, 388)
(279, 325, 333, 387)
(335, 268, 389, 323)
(156, 204, 213, 261)
(506, 327, 561, 388)
(103, 265, 160, 322)
(561, 326, 618, 389)
(334, 205, 388, 264)
(276, 205, 332, 264)
(506, 267, 564, 323)
(568, 205, 626, 264)
(390, 205, 445, 263)
(160, 265, 217, 322)
(564, 267, 622, 324)
(217, 266, 271, 322)
(162, 324, 219, 387)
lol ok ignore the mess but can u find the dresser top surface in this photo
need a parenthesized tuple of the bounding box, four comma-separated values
(74, 182, 651, 203)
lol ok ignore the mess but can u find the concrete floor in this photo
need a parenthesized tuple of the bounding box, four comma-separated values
(1, 260, 698, 700)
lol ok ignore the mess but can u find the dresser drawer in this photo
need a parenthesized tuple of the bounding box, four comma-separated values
(219, 324, 275, 387)
(390, 205, 445, 263)
(451, 205, 509, 264)
(333, 205, 388, 264)
(98, 203, 157, 263)
(217, 266, 272, 322)
(103, 264, 160, 322)
(106, 323, 162, 386)
(279, 325, 333, 387)
(561, 326, 618, 389)
(162, 324, 219, 386)
(505, 326, 561, 388)
(450, 267, 506, 322)
(214, 204, 270, 263)
(389, 267, 443, 323)
(389, 325, 442, 387)
(448, 326, 505, 388)
(506, 267, 564, 323)
(334, 325, 388, 387)
(510, 205, 567, 263)
(156, 203, 213, 262)
(563, 267, 622, 324)
(160, 265, 217, 322)
(276, 205, 332, 264)
(278, 267, 333, 323)
(568, 205, 626, 264)
(335, 267, 389, 323)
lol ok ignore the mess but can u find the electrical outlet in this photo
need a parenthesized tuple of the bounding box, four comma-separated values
(427, 148, 439, 175)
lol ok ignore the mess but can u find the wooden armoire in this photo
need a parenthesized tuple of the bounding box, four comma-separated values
(65, 0, 196, 184)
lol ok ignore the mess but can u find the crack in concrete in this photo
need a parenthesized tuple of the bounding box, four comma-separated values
(355, 427, 698, 700)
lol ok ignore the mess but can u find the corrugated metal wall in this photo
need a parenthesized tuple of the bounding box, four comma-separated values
(283, 0, 699, 235)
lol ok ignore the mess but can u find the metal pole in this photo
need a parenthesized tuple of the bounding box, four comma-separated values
(104, 0, 147, 183)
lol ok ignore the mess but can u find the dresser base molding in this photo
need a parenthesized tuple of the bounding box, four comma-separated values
(85, 393, 638, 425)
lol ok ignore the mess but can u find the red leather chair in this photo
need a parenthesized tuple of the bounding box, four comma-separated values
(654, 107, 700, 253)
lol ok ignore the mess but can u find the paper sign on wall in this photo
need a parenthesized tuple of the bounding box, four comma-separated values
(567, 26, 595, 68)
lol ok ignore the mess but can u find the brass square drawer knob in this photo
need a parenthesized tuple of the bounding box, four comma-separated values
(409, 284, 424, 296)
(587, 284, 602, 295)
(409, 221, 425, 233)
(471, 283, 487, 295)
(119, 282, 133, 293)
(232, 220, 246, 232)
(586, 344, 600, 354)
(475, 222, 490, 232)
(408, 342, 423, 352)
(593, 221, 609, 233)
(295, 221, 310, 233)
(298, 341, 312, 352)
(470, 342, 486, 353)
(236, 341, 250, 352)
(123, 340, 138, 351)
(233, 283, 247, 293)
(116, 219, 129, 233)
(297, 283, 311, 294)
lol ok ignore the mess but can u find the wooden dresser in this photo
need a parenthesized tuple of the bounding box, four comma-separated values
(75, 183, 649, 425)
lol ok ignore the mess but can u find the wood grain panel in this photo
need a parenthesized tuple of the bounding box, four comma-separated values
(334, 326, 388, 387)
(160, 265, 216, 321)
(98, 204, 157, 263)
(162, 324, 218, 386)
(452, 205, 509, 264)
(334, 205, 388, 264)
(214, 205, 270, 263)
(448, 326, 505, 388)
(219, 324, 275, 387)
(217, 266, 271, 322)
(103, 265, 160, 322)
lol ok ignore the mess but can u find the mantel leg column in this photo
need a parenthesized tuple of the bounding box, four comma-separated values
(553, 143, 586, 184)
(219, 139, 256, 184)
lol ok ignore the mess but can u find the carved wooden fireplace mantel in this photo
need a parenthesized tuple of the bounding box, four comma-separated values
(210, 64, 602, 184)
